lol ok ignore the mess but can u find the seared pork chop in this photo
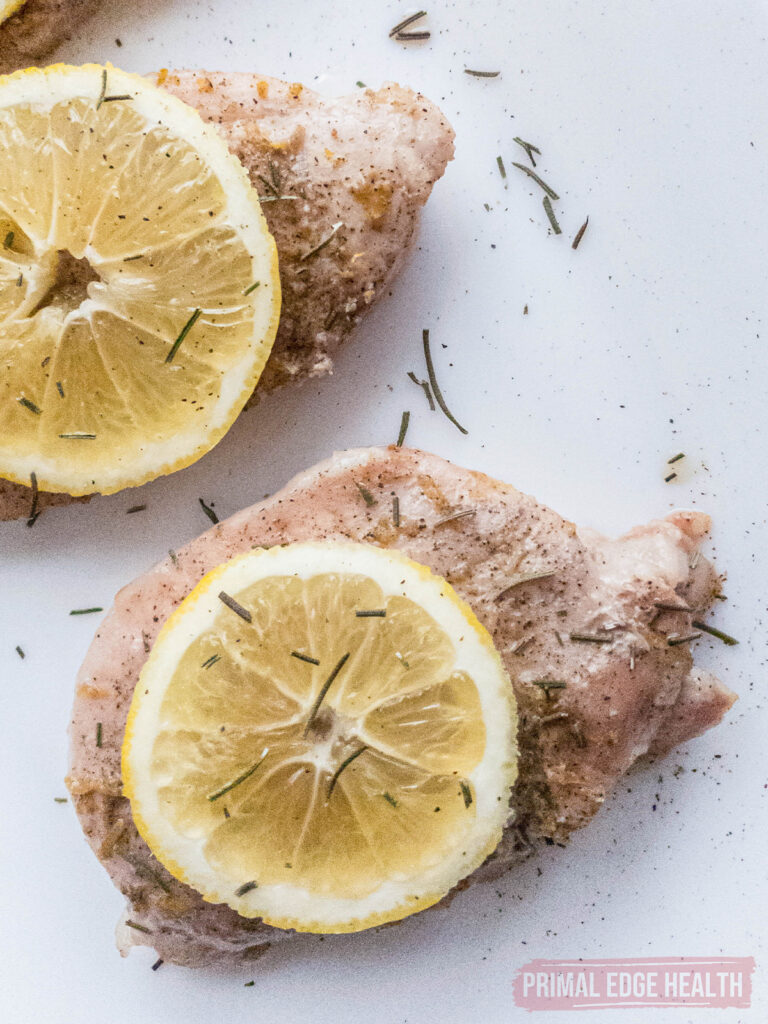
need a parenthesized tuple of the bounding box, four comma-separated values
(0, 72, 454, 519)
(0, 0, 101, 74)
(67, 446, 736, 966)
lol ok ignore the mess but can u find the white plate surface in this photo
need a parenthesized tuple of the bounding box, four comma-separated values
(0, 2, 765, 1022)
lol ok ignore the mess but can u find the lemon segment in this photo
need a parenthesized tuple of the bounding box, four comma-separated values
(0, 64, 280, 495)
(0, 0, 26, 25)
(123, 542, 518, 934)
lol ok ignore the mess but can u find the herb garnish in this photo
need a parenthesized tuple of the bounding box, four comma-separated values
(667, 632, 702, 646)
(464, 69, 500, 78)
(208, 751, 269, 802)
(396, 409, 410, 447)
(151, 959, 163, 972)
(59, 433, 96, 439)
(300, 221, 343, 261)
(392, 494, 400, 527)
(569, 632, 612, 644)
(96, 722, 102, 747)
(199, 498, 219, 524)
(655, 601, 694, 612)
(692, 620, 739, 646)
(56, 381, 65, 398)
(15, 645, 25, 659)
(54, 796, 68, 803)
(125, 920, 152, 934)
(667, 452, 685, 465)
(513, 137, 541, 167)
(356, 81, 367, 88)
(3, 230, 14, 248)
(201, 653, 221, 669)
(435, 508, 476, 527)
(243, 281, 261, 296)
(354, 480, 376, 506)
(664, 472, 677, 483)
(495, 569, 556, 602)
(422, 328, 468, 434)
(327, 745, 368, 798)
(168, 549, 178, 566)
(542, 195, 561, 234)
(96, 69, 108, 109)
(27, 470, 39, 527)
(389, 10, 429, 39)
(532, 679, 567, 691)
(244, 981, 255, 987)
(165, 308, 202, 364)
(383, 791, 398, 808)
(459, 780, 473, 808)
(18, 397, 41, 415)
(291, 651, 320, 665)
(126, 504, 146, 514)
(234, 881, 258, 897)
(70, 607, 103, 615)
(355, 609, 386, 617)
(511, 162, 559, 200)
(407, 370, 435, 410)
(496, 155, 507, 181)
(571, 217, 589, 250)
(218, 591, 252, 622)
(102, 94, 132, 103)
(304, 652, 350, 734)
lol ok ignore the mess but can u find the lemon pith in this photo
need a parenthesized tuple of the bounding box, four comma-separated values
(0, 0, 26, 25)
(123, 542, 518, 934)
(0, 64, 280, 495)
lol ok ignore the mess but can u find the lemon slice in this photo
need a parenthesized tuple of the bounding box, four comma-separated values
(0, 0, 26, 25)
(123, 542, 517, 934)
(0, 64, 279, 495)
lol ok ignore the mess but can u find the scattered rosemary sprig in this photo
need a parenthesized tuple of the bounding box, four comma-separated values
(15, 645, 25, 659)
(300, 221, 343, 261)
(459, 780, 473, 808)
(354, 480, 376, 506)
(291, 651, 320, 665)
(664, 472, 677, 483)
(407, 370, 435, 410)
(511, 162, 559, 200)
(123, 254, 144, 262)
(234, 881, 258, 897)
(199, 498, 219, 524)
(569, 632, 612, 644)
(464, 69, 500, 78)
(208, 751, 269, 802)
(692, 620, 739, 646)
(151, 959, 163, 972)
(513, 137, 541, 167)
(27, 470, 39, 528)
(257, 194, 300, 203)
(355, 609, 386, 617)
(3, 230, 14, 249)
(201, 653, 221, 670)
(667, 452, 685, 465)
(327, 745, 368, 798)
(396, 409, 410, 446)
(422, 328, 468, 434)
(125, 920, 152, 934)
(542, 195, 561, 234)
(243, 281, 260, 296)
(304, 652, 350, 735)
(218, 591, 252, 623)
(18, 397, 41, 415)
(496, 155, 507, 181)
(382, 792, 399, 809)
(165, 308, 202, 364)
(571, 216, 589, 250)
(168, 549, 178, 566)
(495, 569, 556, 602)
(96, 69, 108, 109)
(244, 981, 255, 987)
(667, 632, 702, 646)
(356, 80, 367, 88)
(434, 508, 476, 527)
(532, 679, 567, 691)
(55, 380, 65, 398)
(126, 504, 146, 514)
(389, 10, 429, 38)
(96, 722, 103, 747)
(54, 796, 68, 803)
(102, 94, 132, 103)
(655, 601, 694, 612)
(392, 494, 400, 526)
(59, 432, 96, 440)
(70, 607, 103, 615)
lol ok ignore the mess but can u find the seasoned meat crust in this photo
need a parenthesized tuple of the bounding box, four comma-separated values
(0, 71, 455, 518)
(0, 0, 101, 74)
(67, 446, 736, 966)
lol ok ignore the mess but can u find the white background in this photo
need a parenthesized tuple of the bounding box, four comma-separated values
(0, 1, 765, 1022)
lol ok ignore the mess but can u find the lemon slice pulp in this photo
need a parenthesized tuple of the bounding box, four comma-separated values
(0, 64, 279, 495)
(123, 542, 517, 934)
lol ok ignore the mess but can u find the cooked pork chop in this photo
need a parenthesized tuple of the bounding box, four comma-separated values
(67, 446, 736, 966)
(0, 0, 101, 74)
(0, 72, 454, 520)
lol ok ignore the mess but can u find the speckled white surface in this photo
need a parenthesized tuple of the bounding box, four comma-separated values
(0, 2, 765, 1022)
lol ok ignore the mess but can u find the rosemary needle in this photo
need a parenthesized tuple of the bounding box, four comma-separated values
(542, 195, 562, 234)
(208, 751, 269, 802)
(407, 370, 435, 410)
(327, 746, 368, 798)
(692, 620, 739, 646)
(165, 308, 201, 364)
(396, 409, 410, 447)
(422, 329, 468, 434)
(291, 651, 320, 665)
(389, 11, 428, 37)
(218, 591, 252, 622)
(354, 480, 377, 506)
(27, 470, 39, 527)
(464, 69, 500, 78)
(304, 652, 350, 735)
(572, 217, 589, 250)
(301, 221, 342, 261)
(513, 136, 541, 167)
(511, 162, 559, 200)
(198, 497, 219, 524)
